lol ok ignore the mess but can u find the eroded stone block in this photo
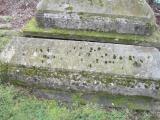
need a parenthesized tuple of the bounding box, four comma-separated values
(23, 18, 160, 48)
(36, 0, 156, 35)
(0, 37, 160, 100)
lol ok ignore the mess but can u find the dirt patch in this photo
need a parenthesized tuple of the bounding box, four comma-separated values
(151, 4, 160, 25)
(0, 0, 39, 28)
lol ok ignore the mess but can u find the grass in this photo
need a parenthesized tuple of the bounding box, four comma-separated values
(0, 80, 157, 120)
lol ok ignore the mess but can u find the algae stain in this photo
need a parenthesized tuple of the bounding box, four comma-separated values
(65, 5, 73, 11)
(72, 93, 87, 105)
(23, 18, 148, 45)
(0, 37, 10, 51)
(88, 0, 93, 5)
(98, 0, 104, 7)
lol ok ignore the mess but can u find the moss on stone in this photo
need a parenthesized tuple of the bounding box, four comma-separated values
(111, 95, 153, 110)
(0, 37, 10, 51)
(23, 18, 143, 41)
(1, 62, 160, 94)
(0, 62, 159, 111)
(38, 89, 154, 111)
(65, 5, 73, 11)
(22, 18, 160, 48)
(72, 93, 87, 105)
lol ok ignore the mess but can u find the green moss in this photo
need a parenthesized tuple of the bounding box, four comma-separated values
(0, 30, 12, 49)
(11, 79, 28, 87)
(22, 18, 160, 48)
(1, 62, 159, 95)
(40, 89, 154, 111)
(1, 62, 158, 88)
(65, 5, 73, 11)
(0, 30, 19, 37)
(111, 95, 153, 110)
(0, 63, 159, 111)
(22, 18, 141, 42)
(0, 37, 10, 51)
(98, 0, 104, 7)
(72, 93, 87, 105)
(0, 30, 6, 37)
(88, 0, 93, 5)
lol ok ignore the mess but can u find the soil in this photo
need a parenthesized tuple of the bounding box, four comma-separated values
(0, 0, 159, 29)
(151, 4, 160, 25)
(0, 0, 39, 28)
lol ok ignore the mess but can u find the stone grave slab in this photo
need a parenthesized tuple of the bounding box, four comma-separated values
(36, 0, 156, 35)
(23, 18, 160, 48)
(0, 37, 160, 100)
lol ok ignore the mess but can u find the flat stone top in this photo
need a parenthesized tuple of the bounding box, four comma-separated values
(37, 0, 154, 19)
(1, 37, 160, 81)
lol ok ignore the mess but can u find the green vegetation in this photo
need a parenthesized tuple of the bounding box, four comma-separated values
(0, 37, 10, 50)
(0, 80, 157, 120)
(65, 5, 73, 11)
(0, 29, 19, 51)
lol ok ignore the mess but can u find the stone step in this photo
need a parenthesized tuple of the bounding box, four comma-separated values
(0, 37, 160, 100)
(32, 89, 160, 112)
(23, 19, 160, 48)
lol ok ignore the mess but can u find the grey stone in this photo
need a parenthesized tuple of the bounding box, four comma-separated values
(23, 19, 160, 48)
(36, 0, 156, 35)
(0, 24, 12, 29)
(32, 88, 159, 111)
(0, 37, 160, 99)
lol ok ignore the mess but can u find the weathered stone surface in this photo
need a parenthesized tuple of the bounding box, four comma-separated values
(0, 37, 160, 100)
(32, 89, 160, 111)
(23, 18, 160, 48)
(0, 24, 12, 29)
(36, 0, 156, 35)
